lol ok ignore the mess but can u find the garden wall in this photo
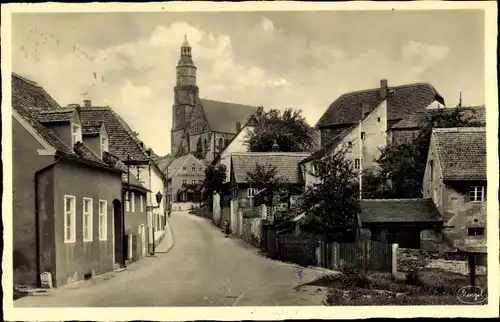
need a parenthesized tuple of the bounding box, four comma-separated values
(242, 218, 262, 247)
(396, 248, 487, 275)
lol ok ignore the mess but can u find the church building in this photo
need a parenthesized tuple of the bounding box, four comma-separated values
(171, 35, 260, 162)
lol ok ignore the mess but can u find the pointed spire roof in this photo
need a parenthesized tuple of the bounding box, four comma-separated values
(182, 34, 190, 47)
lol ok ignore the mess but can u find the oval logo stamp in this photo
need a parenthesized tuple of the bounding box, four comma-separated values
(457, 286, 487, 304)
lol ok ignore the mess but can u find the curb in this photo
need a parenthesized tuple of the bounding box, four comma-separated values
(155, 219, 175, 254)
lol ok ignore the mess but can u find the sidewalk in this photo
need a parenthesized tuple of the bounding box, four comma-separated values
(155, 218, 174, 253)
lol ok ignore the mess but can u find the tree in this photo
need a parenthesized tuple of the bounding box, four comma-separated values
(373, 107, 484, 198)
(202, 164, 227, 200)
(244, 107, 315, 152)
(246, 163, 284, 207)
(194, 137, 205, 159)
(299, 148, 361, 238)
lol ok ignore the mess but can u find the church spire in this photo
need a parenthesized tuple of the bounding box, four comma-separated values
(182, 34, 190, 48)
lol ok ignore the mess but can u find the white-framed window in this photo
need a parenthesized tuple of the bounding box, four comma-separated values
(192, 180, 196, 184)
(361, 132, 366, 140)
(140, 194, 144, 212)
(98, 200, 107, 241)
(192, 166, 196, 172)
(64, 195, 76, 243)
(83, 198, 93, 242)
(247, 188, 257, 198)
(100, 135, 109, 157)
(71, 123, 82, 146)
(182, 179, 187, 185)
(469, 186, 485, 202)
(125, 191, 130, 211)
(131, 192, 136, 212)
(468, 227, 485, 236)
(354, 158, 361, 170)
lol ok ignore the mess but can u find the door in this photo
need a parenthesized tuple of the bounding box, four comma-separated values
(113, 200, 124, 266)
(140, 224, 147, 257)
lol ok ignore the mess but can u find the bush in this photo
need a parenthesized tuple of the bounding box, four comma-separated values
(405, 269, 422, 286)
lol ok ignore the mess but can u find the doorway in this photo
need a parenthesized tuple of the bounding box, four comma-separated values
(140, 224, 147, 258)
(113, 199, 124, 267)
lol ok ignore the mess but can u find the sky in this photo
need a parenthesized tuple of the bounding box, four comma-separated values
(11, 10, 485, 156)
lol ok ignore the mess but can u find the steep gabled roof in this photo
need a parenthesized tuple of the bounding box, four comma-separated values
(200, 98, 259, 134)
(231, 152, 311, 184)
(316, 82, 444, 129)
(432, 127, 486, 181)
(12, 73, 119, 173)
(155, 154, 174, 173)
(79, 107, 150, 162)
(392, 106, 486, 130)
(360, 199, 442, 224)
(300, 126, 355, 164)
(167, 154, 191, 178)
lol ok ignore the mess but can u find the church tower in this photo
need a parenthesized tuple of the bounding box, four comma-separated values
(171, 35, 199, 156)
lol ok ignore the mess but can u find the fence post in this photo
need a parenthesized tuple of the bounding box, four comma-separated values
(391, 243, 399, 277)
(332, 242, 339, 270)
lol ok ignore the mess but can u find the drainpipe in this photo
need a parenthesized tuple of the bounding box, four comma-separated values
(149, 163, 155, 254)
(34, 156, 61, 287)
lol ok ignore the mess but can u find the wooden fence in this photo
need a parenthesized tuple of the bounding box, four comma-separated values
(276, 234, 322, 267)
(318, 240, 393, 273)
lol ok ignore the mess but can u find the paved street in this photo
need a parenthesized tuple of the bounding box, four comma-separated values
(15, 210, 330, 307)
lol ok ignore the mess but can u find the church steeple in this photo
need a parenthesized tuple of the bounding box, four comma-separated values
(176, 34, 197, 86)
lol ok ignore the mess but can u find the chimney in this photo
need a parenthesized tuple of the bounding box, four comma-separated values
(236, 122, 242, 132)
(83, 100, 92, 108)
(380, 79, 388, 99)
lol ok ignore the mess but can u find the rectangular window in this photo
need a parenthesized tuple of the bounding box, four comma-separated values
(247, 188, 257, 198)
(361, 132, 366, 140)
(199, 167, 202, 172)
(140, 195, 144, 212)
(125, 191, 130, 211)
(377, 117, 381, 122)
(98, 200, 107, 241)
(348, 141, 353, 148)
(131, 192, 136, 212)
(192, 180, 196, 184)
(468, 227, 485, 236)
(83, 198, 93, 242)
(192, 167, 196, 172)
(100, 135, 109, 156)
(469, 186, 485, 202)
(183, 167, 186, 171)
(71, 123, 82, 146)
(64, 195, 76, 243)
(354, 158, 361, 170)
(182, 180, 187, 185)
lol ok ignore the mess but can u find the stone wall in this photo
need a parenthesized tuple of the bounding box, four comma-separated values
(242, 218, 262, 247)
(396, 247, 487, 275)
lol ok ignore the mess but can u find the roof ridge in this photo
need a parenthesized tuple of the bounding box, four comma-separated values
(339, 82, 433, 97)
(433, 127, 486, 133)
(12, 72, 41, 87)
(200, 97, 260, 108)
(232, 152, 311, 156)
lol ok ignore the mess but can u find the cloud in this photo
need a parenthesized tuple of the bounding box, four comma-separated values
(12, 16, 453, 156)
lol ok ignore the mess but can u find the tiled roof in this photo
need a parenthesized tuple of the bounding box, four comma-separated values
(156, 154, 174, 173)
(12, 73, 118, 172)
(79, 107, 150, 162)
(167, 154, 191, 178)
(300, 126, 354, 164)
(433, 127, 486, 180)
(316, 82, 445, 128)
(392, 106, 486, 130)
(102, 152, 149, 191)
(37, 109, 74, 123)
(12, 72, 62, 111)
(231, 152, 311, 184)
(82, 121, 104, 135)
(200, 98, 259, 134)
(360, 199, 442, 223)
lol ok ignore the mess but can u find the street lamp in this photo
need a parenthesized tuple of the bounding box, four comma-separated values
(146, 191, 163, 255)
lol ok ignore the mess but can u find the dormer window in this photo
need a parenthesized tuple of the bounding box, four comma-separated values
(100, 135, 109, 157)
(71, 123, 82, 145)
